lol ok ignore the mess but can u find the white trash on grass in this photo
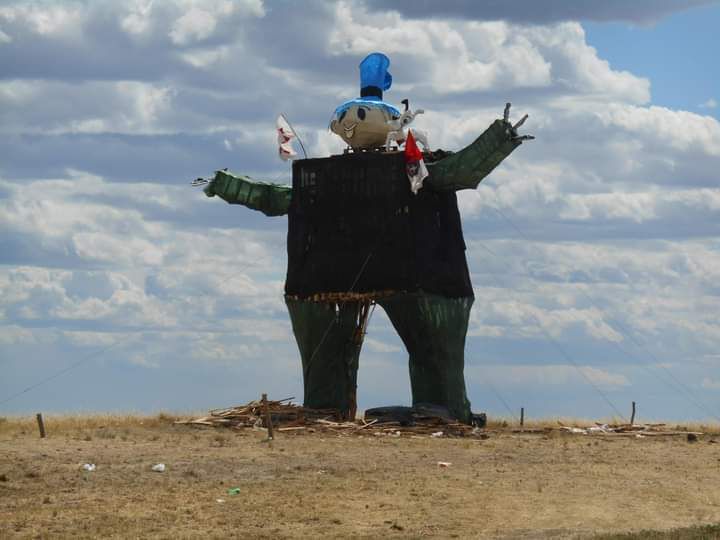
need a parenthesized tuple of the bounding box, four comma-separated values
(151, 463, 166, 472)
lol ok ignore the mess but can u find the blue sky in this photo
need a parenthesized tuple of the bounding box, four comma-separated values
(585, 3, 720, 116)
(1, 0, 719, 422)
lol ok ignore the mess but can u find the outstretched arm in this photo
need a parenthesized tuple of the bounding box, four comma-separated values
(204, 169, 292, 217)
(426, 105, 533, 192)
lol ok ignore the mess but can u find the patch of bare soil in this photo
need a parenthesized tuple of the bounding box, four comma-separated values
(1, 416, 719, 539)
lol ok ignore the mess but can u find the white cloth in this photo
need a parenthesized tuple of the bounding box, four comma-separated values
(277, 115, 297, 161)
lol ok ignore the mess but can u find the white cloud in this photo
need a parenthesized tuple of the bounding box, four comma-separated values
(0, 80, 40, 104)
(701, 377, 720, 391)
(469, 364, 630, 388)
(581, 366, 630, 388)
(0, 324, 36, 345)
(361, 0, 715, 25)
(180, 45, 231, 68)
(0, 4, 85, 37)
(128, 353, 160, 369)
(190, 337, 265, 363)
(469, 294, 624, 343)
(0, 80, 180, 135)
(62, 331, 124, 348)
(120, 0, 155, 36)
(596, 104, 720, 156)
(0, 172, 286, 336)
(169, 8, 218, 45)
(700, 98, 717, 109)
(364, 338, 402, 353)
(559, 191, 658, 222)
(168, 1, 265, 45)
(330, 5, 553, 93)
(329, 6, 649, 104)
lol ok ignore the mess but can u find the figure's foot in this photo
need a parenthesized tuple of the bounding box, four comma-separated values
(364, 406, 416, 426)
(471, 412, 487, 428)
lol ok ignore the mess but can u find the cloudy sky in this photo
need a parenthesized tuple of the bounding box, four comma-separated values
(1, 0, 719, 422)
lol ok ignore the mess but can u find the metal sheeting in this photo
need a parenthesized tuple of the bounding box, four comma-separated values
(285, 152, 473, 299)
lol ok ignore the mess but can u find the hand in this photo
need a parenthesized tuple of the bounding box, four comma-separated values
(190, 177, 214, 196)
(503, 102, 535, 141)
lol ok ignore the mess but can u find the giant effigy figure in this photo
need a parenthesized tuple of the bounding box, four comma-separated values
(201, 53, 532, 423)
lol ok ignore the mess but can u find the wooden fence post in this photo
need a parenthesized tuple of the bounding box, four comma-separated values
(261, 394, 274, 440)
(36, 413, 46, 438)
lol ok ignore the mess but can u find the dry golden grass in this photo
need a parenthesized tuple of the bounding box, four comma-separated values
(0, 412, 185, 434)
(1, 413, 719, 539)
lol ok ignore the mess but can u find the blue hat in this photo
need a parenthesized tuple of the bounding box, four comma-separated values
(332, 52, 400, 119)
(360, 52, 392, 99)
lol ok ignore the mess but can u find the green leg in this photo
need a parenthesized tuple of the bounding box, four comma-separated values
(378, 293, 473, 424)
(285, 297, 362, 418)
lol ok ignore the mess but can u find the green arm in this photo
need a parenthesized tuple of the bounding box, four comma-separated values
(204, 170, 292, 217)
(426, 119, 522, 191)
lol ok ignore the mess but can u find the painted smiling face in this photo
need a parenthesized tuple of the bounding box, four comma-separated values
(330, 103, 398, 150)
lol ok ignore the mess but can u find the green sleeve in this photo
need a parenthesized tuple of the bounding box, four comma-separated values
(426, 119, 522, 192)
(204, 170, 292, 217)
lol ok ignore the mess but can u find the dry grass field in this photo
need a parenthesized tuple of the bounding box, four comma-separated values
(1, 414, 719, 539)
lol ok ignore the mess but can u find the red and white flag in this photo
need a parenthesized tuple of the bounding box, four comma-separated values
(404, 129, 428, 194)
(277, 114, 297, 161)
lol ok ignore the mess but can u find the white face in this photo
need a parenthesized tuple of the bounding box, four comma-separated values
(330, 104, 397, 150)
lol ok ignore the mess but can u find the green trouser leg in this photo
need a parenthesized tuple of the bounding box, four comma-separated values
(285, 297, 362, 418)
(378, 293, 473, 424)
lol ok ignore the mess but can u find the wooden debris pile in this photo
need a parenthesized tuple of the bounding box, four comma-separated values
(175, 400, 708, 440)
(175, 397, 479, 437)
(175, 397, 341, 429)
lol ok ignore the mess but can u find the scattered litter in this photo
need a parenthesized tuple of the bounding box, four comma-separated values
(227, 487, 241, 495)
(562, 427, 588, 435)
(151, 463, 166, 472)
(437, 461, 452, 468)
(431, 431, 444, 438)
(556, 423, 705, 438)
(82, 464, 96, 472)
(216, 499, 226, 504)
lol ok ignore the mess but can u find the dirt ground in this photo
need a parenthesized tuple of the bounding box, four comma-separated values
(1, 415, 719, 539)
